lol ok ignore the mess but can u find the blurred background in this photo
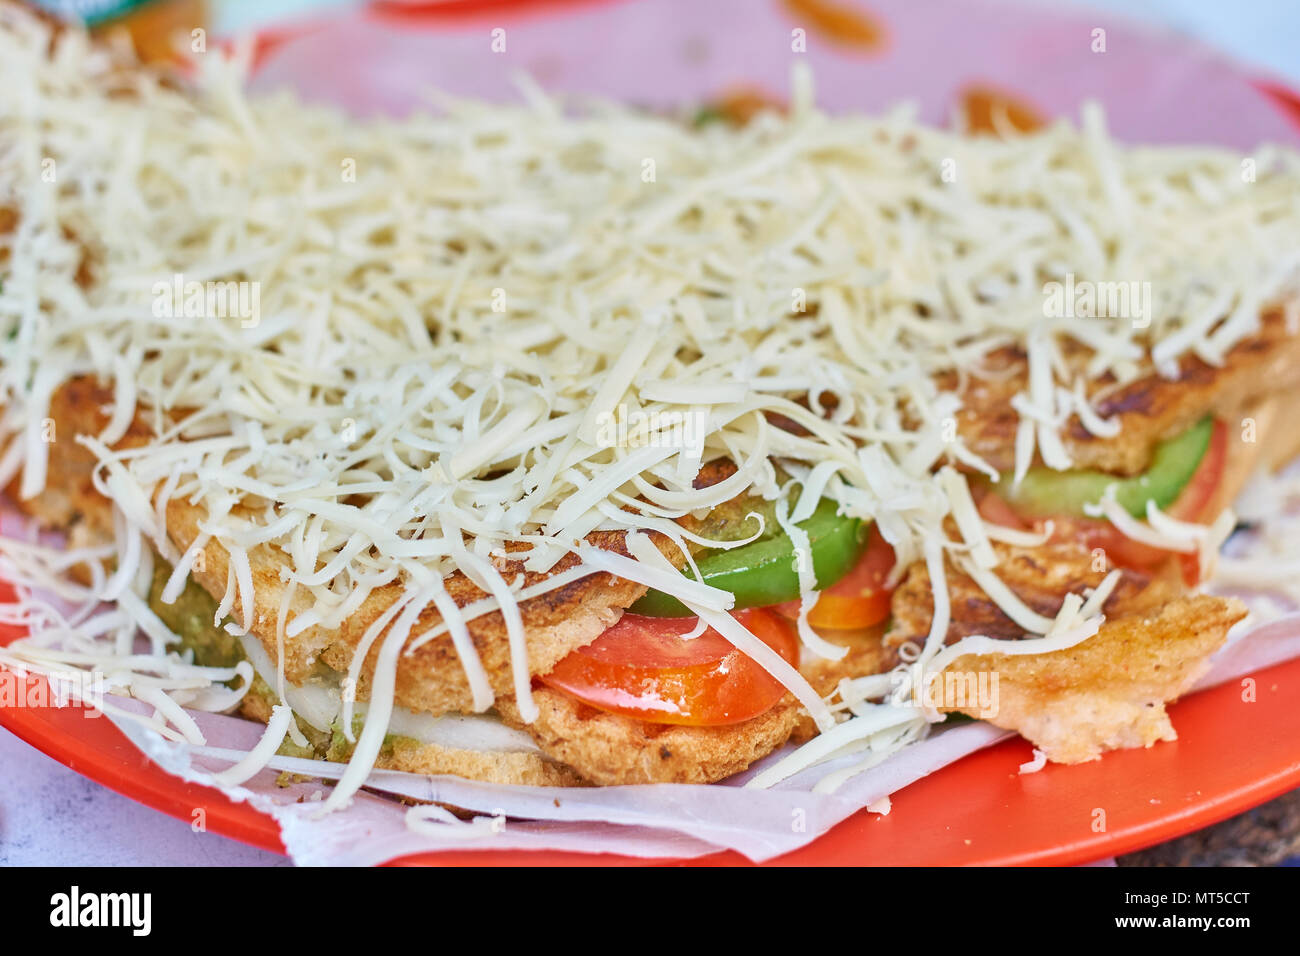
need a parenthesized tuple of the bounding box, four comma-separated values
(220, 0, 1300, 86)
(25, 0, 1300, 88)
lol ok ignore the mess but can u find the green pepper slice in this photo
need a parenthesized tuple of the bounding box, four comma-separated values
(992, 415, 1213, 519)
(631, 498, 869, 617)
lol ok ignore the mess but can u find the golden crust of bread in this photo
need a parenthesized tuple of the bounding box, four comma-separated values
(886, 538, 1185, 648)
(884, 538, 1245, 763)
(789, 623, 895, 743)
(380, 736, 585, 787)
(14, 377, 654, 720)
(939, 594, 1245, 763)
(1254, 390, 1300, 473)
(497, 688, 801, 785)
(6, 376, 154, 536)
(159, 486, 652, 717)
(799, 623, 896, 697)
(949, 309, 1300, 475)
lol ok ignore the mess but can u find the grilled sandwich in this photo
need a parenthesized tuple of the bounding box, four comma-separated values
(2, 5, 1299, 800)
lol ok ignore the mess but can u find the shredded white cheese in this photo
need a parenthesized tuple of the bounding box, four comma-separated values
(1018, 748, 1048, 774)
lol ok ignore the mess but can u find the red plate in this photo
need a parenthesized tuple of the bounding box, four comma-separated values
(4, 0, 1300, 865)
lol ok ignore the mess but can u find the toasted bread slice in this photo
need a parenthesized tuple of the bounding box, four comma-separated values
(935, 594, 1245, 763)
(887, 540, 1186, 648)
(497, 688, 802, 786)
(948, 309, 1300, 475)
(13, 377, 660, 720)
(885, 538, 1245, 762)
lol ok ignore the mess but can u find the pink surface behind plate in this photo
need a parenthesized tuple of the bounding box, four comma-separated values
(253, 0, 1300, 149)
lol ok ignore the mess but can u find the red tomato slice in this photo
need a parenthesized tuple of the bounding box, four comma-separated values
(772, 524, 896, 630)
(1167, 417, 1228, 522)
(1062, 420, 1227, 576)
(984, 420, 1228, 583)
(976, 490, 1031, 530)
(538, 608, 799, 726)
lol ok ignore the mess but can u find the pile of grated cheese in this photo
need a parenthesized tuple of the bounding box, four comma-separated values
(2, 8, 1300, 799)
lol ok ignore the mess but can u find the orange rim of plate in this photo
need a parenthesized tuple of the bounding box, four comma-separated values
(5, 0, 1300, 867)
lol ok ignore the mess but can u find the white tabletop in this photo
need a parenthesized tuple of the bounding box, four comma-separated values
(0, 727, 287, 866)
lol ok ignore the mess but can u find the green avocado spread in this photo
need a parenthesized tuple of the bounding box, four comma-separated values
(146, 560, 418, 765)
